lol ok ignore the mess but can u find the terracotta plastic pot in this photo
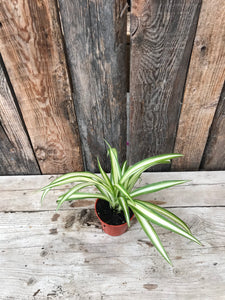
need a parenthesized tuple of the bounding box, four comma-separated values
(95, 199, 134, 236)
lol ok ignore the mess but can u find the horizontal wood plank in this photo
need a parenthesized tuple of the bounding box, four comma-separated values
(0, 207, 224, 299)
(172, 0, 225, 170)
(1, 171, 225, 212)
(0, 0, 83, 174)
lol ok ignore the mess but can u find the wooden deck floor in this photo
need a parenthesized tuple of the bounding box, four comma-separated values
(0, 172, 225, 299)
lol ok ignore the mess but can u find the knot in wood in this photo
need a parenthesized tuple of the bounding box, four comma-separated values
(35, 147, 46, 160)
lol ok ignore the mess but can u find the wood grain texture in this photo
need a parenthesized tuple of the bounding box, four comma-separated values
(1, 208, 221, 299)
(1, 171, 225, 212)
(58, 0, 128, 172)
(0, 0, 83, 174)
(1, 171, 225, 298)
(128, 0, 201, 170)
(0, 59, 40, 175)
(172, 0, 225, 170)
(201, 83, 225, 170)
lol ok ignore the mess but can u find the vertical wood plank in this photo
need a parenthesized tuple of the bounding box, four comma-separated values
(0, 0, 83, 174)
(58, 0, 128, 172)
(201, 83, 225, 170)
(0, 60, 40, 175)
(128, 0, 201, 170)
(172, 0, 225, 170)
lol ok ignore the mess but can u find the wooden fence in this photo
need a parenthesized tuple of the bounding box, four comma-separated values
(0, 0, 224, 175)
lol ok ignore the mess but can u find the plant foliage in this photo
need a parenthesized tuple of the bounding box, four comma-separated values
(40, 142, 200, 264)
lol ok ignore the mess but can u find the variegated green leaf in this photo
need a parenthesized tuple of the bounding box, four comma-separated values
(95, 183, 114, 204)
(121, 161, 128, 175)
(42, 172, 104, 189)
(120, 154, 183, 184)
(58, 182, 96, 205)
(42, 177, 110, 196)
(134, 211, 172, 265)
(135, 199, 191, 234)
(115, 183, 135, 205)
(41, 188, 50, 205)
(131, 180, 188, 197)
(97, 157, 113, 192)
(104, 141, 121, 185)
(112, 147, 119, 161)
(44, 176, 91, 189)
(127, 160, 171, 191)
(110, 149, 122, 185)
(56, 193, 109, 210)
(118, 196, 130, 227)
(128, 200, 201, 245)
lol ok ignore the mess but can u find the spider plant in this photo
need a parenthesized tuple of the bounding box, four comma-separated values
(40, 141, 200, 264)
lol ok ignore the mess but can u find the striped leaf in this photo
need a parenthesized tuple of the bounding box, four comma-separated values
(128, 200, 201, 245)
(118, 196, 130, 227)
(120, 154, 183, 184)
(131, 180, 188, 197)
(95, 183, 114, 205)
(56, 193, 108, 210)
(53, 172, 104, 184)
(134, 211, 172, 265)
(41, 176, 109, 194)
(127, 160, 171, 191)
(121, 160, 128, 175)
(135, 199, 191, 234)
(97, 157, 113, 192)
(105, 142, 121, 185)
(115, 183, 135, 205)
(41, 172, 105, 190)
(57, 182, 96, 206)
(41, 188, 50, 205)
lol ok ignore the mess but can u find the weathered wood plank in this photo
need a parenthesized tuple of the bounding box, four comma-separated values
(128, 0, 201, 170)
(172, 0, 225, 170)
(58, 0, 128, 172)
(201, 83, 225, 170)
(0, 58, 40, 175)
(127, 11, 131, 92)
(1, 171, 225, 212)
(0, 207, 224, 299)
(0, 0, 83, 174)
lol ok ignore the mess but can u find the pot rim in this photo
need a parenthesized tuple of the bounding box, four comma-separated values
(95, 198, 134, 228)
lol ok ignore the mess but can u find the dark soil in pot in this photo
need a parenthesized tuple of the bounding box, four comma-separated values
(96, 198, 134, 225)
